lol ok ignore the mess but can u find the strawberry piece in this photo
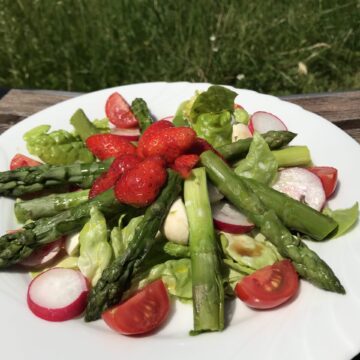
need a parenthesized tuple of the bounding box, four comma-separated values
(89, 154, 141, 199)
(10, 154, 42, 170)
(86, 134, 137, 160)
(105, 92, 139, 129)
(138, 126, 196, 164)
(115, 156, 167, 207)
(137, 120, 174, 158)
(171, 154, 200, 179)
(188, 137, 225, 160)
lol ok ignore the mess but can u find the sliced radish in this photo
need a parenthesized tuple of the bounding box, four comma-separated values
(248, 111, 287, 134)
(20, 238, 64, 269)
(27, 268, 89, 322)
(207, 182, 224, 203)
(159, 115, 174, 122)
(272, 167, 326, 211)
(212, 201, 254, 234)
(110, 127, 140, 141)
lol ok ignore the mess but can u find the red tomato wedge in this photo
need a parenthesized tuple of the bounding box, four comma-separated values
(105, 92, 139, 129)
(10, 154, 42, 170)
(307, 166, 338, 198)
(102, 279, 170, 335)
(235, 260, 299, 309)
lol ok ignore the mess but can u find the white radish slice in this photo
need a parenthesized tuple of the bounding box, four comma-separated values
(110, 127, 140, 141)
(272, 167, 326, 211)
(27, 268, 89, 322)
(20, 238, 64, 269)
(212, 201, 254, 234)
(159, 115, 174, 122)
(207, 182, 224, 203)
(232, 123, 252, 142)
(248, 111, 287, 134)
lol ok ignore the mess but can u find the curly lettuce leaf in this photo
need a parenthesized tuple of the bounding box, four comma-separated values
(78, 207, 113, 286)
(190, 85, 237, 120)
(186, 85, 237, 147)
(110, 215, 144, 258)
(193, 111, 233, 148)
(220, 232, 282, 271)
(234, 132, 278, 184)
(323, 202, 359, 238)
(126, 258, 192, 301)
(23, 125, 94, 165)
(233, 107, 250, 125)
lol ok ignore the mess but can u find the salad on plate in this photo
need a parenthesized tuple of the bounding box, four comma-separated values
(0, 85, 358, 336)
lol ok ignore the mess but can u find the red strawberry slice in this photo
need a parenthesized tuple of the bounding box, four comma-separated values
(171, 154, 200, 178)
(138, 126, 196, 164)
(115, 156, 167, 207)
(86, 134, 137, 160)
(89, 154, 142, 198)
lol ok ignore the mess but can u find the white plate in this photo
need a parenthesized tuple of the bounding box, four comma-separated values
(0, 82, 359, 360)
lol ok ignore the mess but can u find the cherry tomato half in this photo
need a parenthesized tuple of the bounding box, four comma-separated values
(10, 154, 42, 170)
(307, 166, 338, 198)
(105, 92, 139, 129)
(102, 279, 170, 335)
(235, 259, 299, 309)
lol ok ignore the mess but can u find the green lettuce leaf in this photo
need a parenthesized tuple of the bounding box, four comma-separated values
(78, 207, 113, 286)
(193, 111, 233, 148)
(23, 125, 94, 165)
(220, 231, 282, 271)
(110, 215, 144, 258)
(30, 256, 79, 279)
(187, 85, 237, 147)
(234, 132, 278, 184)
(323, 202, 359, 238)
(190, 85, 237, 119)
(127, 258, 192, 301)
(233, 107, 250, 125)
(93, 118, 110, 132)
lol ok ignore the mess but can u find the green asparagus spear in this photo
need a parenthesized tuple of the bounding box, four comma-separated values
(184, 167, 224, 334)
(216, 130, 296, 162)
(200, 151, 344, 293)
(0, 159, 111, 197)
(70, 109, 100, 141)
(85, 170, 182, 321)
(0, 188, 126, 268)
(241, 177, 337, 240)
(272, 146, 311, 167)
(14, 189, 90, 222)
(131, 98, 155, 132)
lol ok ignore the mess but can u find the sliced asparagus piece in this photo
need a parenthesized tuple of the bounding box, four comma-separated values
(131, 98, 155, 132)
(184, 167, 224, 334)
(216, 130, 296, 162)
(0, 188, 126, 268)
(0, 159, 111, 197)
(15, 189, 90, 222)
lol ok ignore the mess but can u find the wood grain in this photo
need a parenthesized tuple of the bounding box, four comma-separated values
(0, 88, 359, 143)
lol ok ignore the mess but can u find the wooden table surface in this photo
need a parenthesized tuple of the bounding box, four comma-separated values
(0, 88, 359, 144)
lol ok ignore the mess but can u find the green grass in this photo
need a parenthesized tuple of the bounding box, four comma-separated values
(0, 0, 359, 95)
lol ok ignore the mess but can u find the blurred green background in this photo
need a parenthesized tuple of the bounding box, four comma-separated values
(0, 0, 358, 95)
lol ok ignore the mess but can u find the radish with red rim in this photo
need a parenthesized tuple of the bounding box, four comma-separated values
(212, 201, 254, 234)
(27, 268, 89, 322)
(19, 238, 64, 269)
(272, 167, 326, 211)
(248, 111, 287, 134)
(110, 127, 140, 141)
